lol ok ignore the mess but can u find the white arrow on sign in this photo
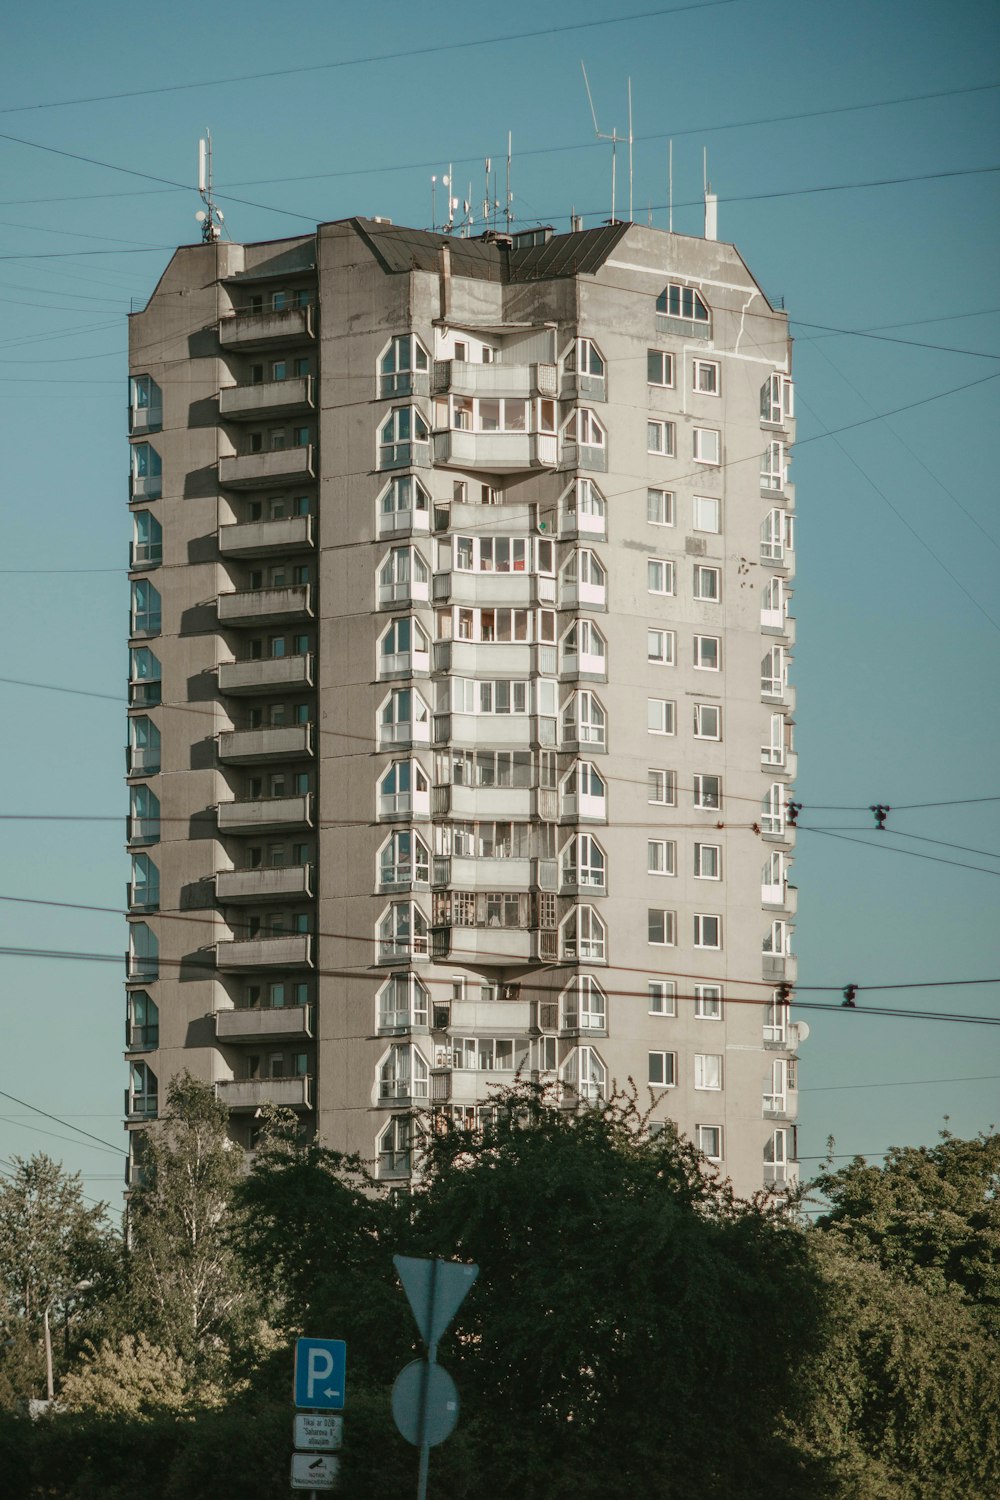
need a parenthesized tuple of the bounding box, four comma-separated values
(393, 1255, 479, 1351)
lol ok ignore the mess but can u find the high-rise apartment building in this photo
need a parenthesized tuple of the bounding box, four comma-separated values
(125, 216, 801, 1197)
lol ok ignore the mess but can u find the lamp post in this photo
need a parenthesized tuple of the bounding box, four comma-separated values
(42, 1279, 93, 1404)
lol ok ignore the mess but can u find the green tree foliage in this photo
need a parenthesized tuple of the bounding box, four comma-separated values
(0, 1155, 117, 1406)
(58, 1334, 188, 1417)
(126, 1073, 259, 1382)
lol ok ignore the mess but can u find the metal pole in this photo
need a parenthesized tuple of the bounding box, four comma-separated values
(43, 1302, 54, 1402)
(416, 1260, 439, 1500)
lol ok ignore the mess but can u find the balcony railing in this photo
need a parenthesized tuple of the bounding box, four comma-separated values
(432, 856, 556, 892)
(433, 713, 556, 750)
(218, 516, 313, 558)
(432, 361, 557, 398)
(219, 653, 314, 696)
(126, 746, 160, 777)
(218, 376, 314, 421)
(217, 794, 313, 833)
(215, 1076, 313, 1110)
(215, 865, 313, 902)
(215, 934, 314, 970)
(432, 571, 556, 607)
(432, 641, 556, 678)
(431, 926, 556, 966)
(217, 723, 313, 765)
(433, 429, 557, 473)
(219, 445, 315, 490)
(217, 585, 314, 626)
(214, 1004, 313, 1042)
(218, 307, 314, 349)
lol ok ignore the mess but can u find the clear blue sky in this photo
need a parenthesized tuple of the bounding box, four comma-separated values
(1, 0, 997, 1210)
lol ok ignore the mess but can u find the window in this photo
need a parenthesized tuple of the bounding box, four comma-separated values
(764, 992, 789, 1044)
(131, 511, 162, 569)
(647, 350, 674, 388)
(129, 647, 161, 706)
(696, 1125, 723, 1160)
(647, 980, 677, 1016)
(562, 691, 606, 749)
(563, 477, 606, 534)
(561, 976, 608, 1031)
(379, 474, 430, 523)
(128, 921, 158, 982)
(647, 769, 677, 806)
(761, 783, 785, 836)
(129, 854, 159, 911)
(762, 509, 794, 562)
(647, 559, 675, 596)
(760, 440, 788, 491)
(130, 579, 161, 637)
(129, 375, 162, 432)
(693, 773, 721, 811)
(128, 715, 161, 775)
(566, 338, 606, 382)
(693, 703, 721, 740)
(647, 839, 676, 876)
(648, 1051, 676, 1087)
(694, 844, 721, 881)
(562, 618, 607, 669)
(379, 335, 429, 397)
(764, 1128, 790, 1185)
(693, 428, 720, 465)
(561, 906, 606, 962)
(656, 284, 710, 322)
(646, 488, 674, 527)
(378, 545, 429, 605)
(379, 830, 431, 888)
(377, 903, 429, 963)
(694, 1054, 723, 1090)
(692, 496, 720, 533)
(692, 359, 720, 395)
(761, 373, 794, 425)
(378, 406, 429, 469)
(647, 420, 676, 456)
(761, 646, 786, 699)
(380, 616, 429, 674)
(379, 687, 430, 746)
(763, 920, 791, 958)
(127, 990, 159, 1050)
(647, 629, 675, 666)
(130, 442, 162, 497)
(647, 698, 675, 736)
(378, 758, 428, 818)
(571, 408, 606, 448)
(694, 913, 722, 949)
(764, 1060, 787, 1114)
(378, 974, 430, 1031)
(693, 564, 720, 601)
(562, 1045, 607, 1103)
(694, 983, 723, 1019)
(562, 548, 606, 605)
(561, 834, 606, 890)
(694, 635, 720, 671)
(379, 1044, 429, 1101)
(129, 784, 160, 843)
(648, 909, 676, 946)
(129, 1061, 158, 1119)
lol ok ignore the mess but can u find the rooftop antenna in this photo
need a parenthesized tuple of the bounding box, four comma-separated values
(703, 146, 718, 240)
(505, 132, 514, 230)
(627, 77, 634, 223)
(444, 164, 457, 235)
(581, 61, 621, 224)
(196, 130, 224, 243)
(668, 140, 674, 233)
(431, 174, 438, 231)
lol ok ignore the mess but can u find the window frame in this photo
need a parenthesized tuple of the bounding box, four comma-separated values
(692, 359, 720, 395)
(646, 488, 675, 527)
(647, 350, 675, 388)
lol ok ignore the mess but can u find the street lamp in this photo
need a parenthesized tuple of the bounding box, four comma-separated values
(42, 1280, 93, 1403)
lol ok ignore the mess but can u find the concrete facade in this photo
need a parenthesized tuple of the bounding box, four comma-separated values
(126, 216, 801, 1197)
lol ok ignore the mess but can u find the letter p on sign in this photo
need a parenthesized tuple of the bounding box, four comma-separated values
(294, 1338, 347, 1410)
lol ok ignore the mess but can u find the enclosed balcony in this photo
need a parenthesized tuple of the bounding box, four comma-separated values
(218, 307, 314, 350)
(217, 724, 313, 765)
(215, 1076, 313, 1110)
(217, 794, 313, 834)
(432, 641, 556, 679)
(218, 516, 313, 559)
(432, 926, 556, 965)
(219, 376, 314, 422)
(219, 653, 314, 696)
(433, 429, 557, 473)
(432, 856, 556, 892)
(432, 571, 556, 608)
(433, 713, 556, 750)
(219, 445, 315, 490)
(762, 953, 797, 983)
(215, 865, 313, 903)
(217, 585, 313, 627)
(215, 934, 313, 970)
(448, 996, 533, 1034)
(215, 1004, 313, 1042)
(432, 784, 556, 821)
(125, 746, 160, 777)
(432, 361, 557, 398)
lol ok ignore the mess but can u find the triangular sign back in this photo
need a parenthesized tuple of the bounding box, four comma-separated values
(393, 1255, 479, 1348)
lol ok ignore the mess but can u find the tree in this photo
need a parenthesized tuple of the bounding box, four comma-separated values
(58, 1334, 188, 1417)
(126, 1073, 260, 1383)
(0, 1155, 116, 1405)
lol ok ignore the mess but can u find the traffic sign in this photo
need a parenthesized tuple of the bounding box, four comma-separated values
(294, 1338, 346, 1410)
(293, 1412, 343, 1451)
(393, 1256, 479, 1349)
(290, 1452, 339, 1490)
(391, 1359, 459, 1448)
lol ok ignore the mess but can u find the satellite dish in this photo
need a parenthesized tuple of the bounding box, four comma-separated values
(195, 210, 207, 222)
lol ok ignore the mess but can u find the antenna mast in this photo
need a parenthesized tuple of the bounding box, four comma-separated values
(627, 77, 634, 224)
(196, 130, 224, 242)
(505, 132, 513, 230)
(581, 61, 621, 224)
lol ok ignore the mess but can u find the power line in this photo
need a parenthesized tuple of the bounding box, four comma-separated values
(0, 1087, 126, 1155)
(800, 1073, 1000, 1092)
(792, 319, 1000, 360)
(797, 825, 1000, 878)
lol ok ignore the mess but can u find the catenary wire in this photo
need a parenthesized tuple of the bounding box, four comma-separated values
(0, 1087, 127, 1155)
(796, 825, 1000, 877)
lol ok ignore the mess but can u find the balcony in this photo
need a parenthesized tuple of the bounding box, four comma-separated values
(560, 578, 606, 611)
(433, 713, 556, 750)
(127, 882, 159, 913)
(449, 997, 533, 1033)
(432, 785, 556, 821)
(379, 718, 432, 752)
(129, 680, 161, 709)
(449, 500, 535, 537)
(655, 310, 712, 340)
(219, 653, 314, 696)
(559, 789, 607, 823)
(560, 441, 608, 474)
(762, 953, 797, 983)
(432, 856, 556, 892)
(433, 429, 558, 473)
(761, 610, 796, 645)
(215, 1004, 313, 1042)
(219, 446, 315, 490)
(127, 815, 160, 846)
(126, 746, 160, 777)
(218, 724, 313, 765)
(217, 794, 313, 834)
(431, 926, 556, 966)
(219, 376, 314, 421)
(432, 571, 556, 607)
(432, 641, 557, 679)
(378, 1151, 413, 1183)
(762, 883, 798, 914)
(129, 405, 162, 437)
(378, 785, 431, 822)
(562, 370, 607, 402)
(218, 516, 313, 559)
(216, 1076, 313, 1110)
(431, 1068, 521, 1106)
(559, 648, 607, 682)
(215, 934, 313, 970)
(215, 865, 313, 903)
(433, 361, 557, 398)
(129, 474, 161, 502)
(217, 585, 313, 627)
(218, 307, 314, 350)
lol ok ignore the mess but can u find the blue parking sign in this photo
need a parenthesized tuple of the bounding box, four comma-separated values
(294, 1338, 347, 1410)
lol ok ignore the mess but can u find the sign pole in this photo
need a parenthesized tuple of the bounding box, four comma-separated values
(416, 1258, 439, 1500)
